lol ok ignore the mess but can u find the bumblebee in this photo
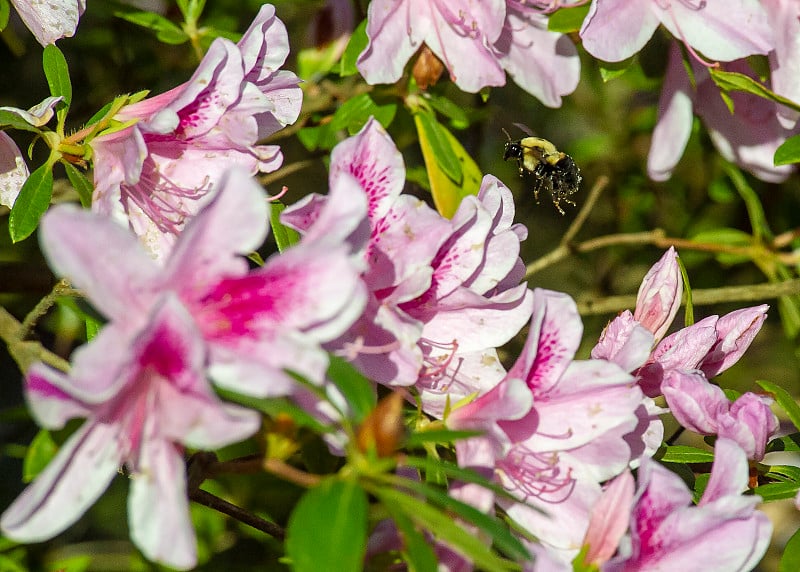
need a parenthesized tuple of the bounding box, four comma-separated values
(503, 134, 582, 215)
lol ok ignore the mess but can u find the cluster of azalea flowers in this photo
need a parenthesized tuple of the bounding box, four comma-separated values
(0, 1, 796, 571)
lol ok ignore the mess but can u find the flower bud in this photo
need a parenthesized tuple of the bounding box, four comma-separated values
(356, 391, 406, 457)
(634, 247, 682, 341)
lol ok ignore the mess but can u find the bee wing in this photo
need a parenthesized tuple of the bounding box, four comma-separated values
(512, 122, 535, 137)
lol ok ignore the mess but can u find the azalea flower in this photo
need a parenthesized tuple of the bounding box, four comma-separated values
(39, 167, 366, 398)
(766, 0, 800, 129)
(11, 0, 84, 45)
(1, 296, 260, 569)
(579, 0, 772, 63)
(356, 1, 579, 105)
(662, 370, 779, 461)
(648, 43, 796, 183)
(602, 439, 772, 571)
(592, 248, 768, 397)
(282, 119, 532, 392)
(91, 4, 302, 259)
(448, 289, 650, 566)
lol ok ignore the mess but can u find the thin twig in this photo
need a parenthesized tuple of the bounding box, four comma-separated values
(189, 489, 285, 540)
(576, 278, 800, 316)
(561, 176, 608, 246)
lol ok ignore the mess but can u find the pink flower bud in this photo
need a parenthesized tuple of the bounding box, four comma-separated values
(700, 305, 768, 378)
(634, 247, 682, 341)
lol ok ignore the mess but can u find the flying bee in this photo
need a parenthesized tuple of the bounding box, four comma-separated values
(502, 129, 582, 215)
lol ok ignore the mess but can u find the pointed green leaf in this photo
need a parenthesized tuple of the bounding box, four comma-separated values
(43, 45, 72, 108)
(752, 481, 799, 501)
(269, 201, 300, 252)
(115, 11, 188, 44)
(286, 479, 368, 572)
(9, 162, 54, 243)
(710, 69, 800, 113)
(384, 503, 438, 572)
(64, 162, 94, 207)
(775, 134, 800, 166)
(766, 433, 800, 453)
(372, 487, 521, 571)
(758, 380, 800, 431)
(658, 445, 714, 464)
(779, 526, 800, 572)
(414, 113, 482, 218)
(548, 5, 591, 33)
(22, 429, 58, 483)
(0, 0, 10, 30)
(340, 19, 368, 77)
(326, 355, 376, 423)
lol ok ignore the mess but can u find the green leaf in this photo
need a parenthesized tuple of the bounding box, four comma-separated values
(390, 476, 529, 562)
(115, 11, 188, 44)
(43, 45, 72, 108)
(0, 0, 11, 32)
(405, 429, 482, 448)
(779, 526, 800, 572)
(547, 5, 590, 33)
(765, 464, 800, 483)
(372, 487, 521, 572)
(415, 111, 462, 184)
(0, 111, 41, 132)
(22, 429, 58, 483)
(676, 254, 693, 326)
(710, 69, 800, 113)
(9, 162, 54, 243)
(269, 201, 300, 252)
(752, 481, 800, 501)
(425, 95, 470, 128)
(599, 57, 635, 82)
(49, 554, 92, 572)
(384, 502, 439, 572)
(689, 227, 753, 265)
(766, 433, 800, 453)
(299, 95, 396, 151)
(658, 445, 714, 464)
(286, 479, 368, 572)
(0, 555, 26, 572)
(64, 162, 94, 208)
(325, 356, 376, 424)
(340, 19, 368, 77)
(414, 112, 482, 218)
(758, 380, 800, 431)
(218, 389, 332, 434)
(775, 134, 800, 166)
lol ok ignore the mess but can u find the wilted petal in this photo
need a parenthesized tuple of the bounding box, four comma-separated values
(0, 96, 63, 127)
(10, 0, 83, 45)
(0, 132, 28, 208)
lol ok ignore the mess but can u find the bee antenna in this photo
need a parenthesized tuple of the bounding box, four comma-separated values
(501, 127, 512, 141)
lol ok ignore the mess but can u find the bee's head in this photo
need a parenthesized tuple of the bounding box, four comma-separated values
(503, 140, 523, 161)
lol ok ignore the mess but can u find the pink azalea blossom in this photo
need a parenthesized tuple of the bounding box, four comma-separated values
(91, 4, 302, 259)
(283, 118, 532, 392)
(38, 167, 366, 398)
(765, 0, 800, 129)
(648, 44, 796, 183)
(580, 0, 772, 63)
(356, 1, 579, 105)
(11, 0, 84, 45)
(661, 370, 779, 460)
(632, 246, 682, 340)
(1, 296, 260, 569)
(449, 289, 649, 565)
(603, 439, 772, 571)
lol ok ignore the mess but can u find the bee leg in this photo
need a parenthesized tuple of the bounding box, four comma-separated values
(552, 199, 566, 216)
